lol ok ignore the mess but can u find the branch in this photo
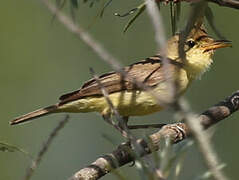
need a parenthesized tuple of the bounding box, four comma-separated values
(146, 0, 167, 52)
(207, 0, 239, 9)
(160, 0, 239, 10)
(157, 1, 226, 179)
(146, 0, 176, 104)
(38, 1, 238, 179)
(68, 90, 239, 180)
(175, 99, 229, 180)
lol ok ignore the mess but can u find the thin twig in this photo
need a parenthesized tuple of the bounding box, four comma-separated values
(40, 0, 122, 72)
(68, 90, 239, 180)
(174, 1, 228, 180)
(207, 0, 239, 9)
(174, 4, 226, 179)
(175, 99, 229, 180)
(144, 2, 176, 178)
(24, 115, 70, 180)
(159, 0, 239, 9)
(178, 1, 207, 63)
(146, 0, 175, 103)
(146, 0, 167, 52)
(89, 68, 129, 138)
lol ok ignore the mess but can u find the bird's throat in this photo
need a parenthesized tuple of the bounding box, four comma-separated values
(184, 53, 213, 80)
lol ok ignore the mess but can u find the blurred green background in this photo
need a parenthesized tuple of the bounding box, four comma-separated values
(0, 0, 238, 180)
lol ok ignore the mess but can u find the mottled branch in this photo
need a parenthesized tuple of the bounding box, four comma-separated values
(69, 90, 239, 180)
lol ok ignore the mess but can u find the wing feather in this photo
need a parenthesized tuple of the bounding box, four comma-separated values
(59, 55, 181, 105)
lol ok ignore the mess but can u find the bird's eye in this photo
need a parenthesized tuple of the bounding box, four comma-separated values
(186, 40, 196, 48)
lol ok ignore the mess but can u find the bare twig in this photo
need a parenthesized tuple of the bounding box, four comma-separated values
(175, 99, 229, 180)
(40, 0, 122, 72)
(89, 68, 129, 138)
(173, 1, 228, 180)
(69, 90, 239, 180)
(146, 0, 167, 52)
(146, 0, 175, 103)
(178, 1, 207, 63)
(145, 2, 176, 178)
(146, 4, 225, 178)
(24, 115, 70, 180)
(158, 0, 239, 9)
(207, 0, 239, 9)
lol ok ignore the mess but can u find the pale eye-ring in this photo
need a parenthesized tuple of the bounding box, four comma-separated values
(186, 40, 196, 48)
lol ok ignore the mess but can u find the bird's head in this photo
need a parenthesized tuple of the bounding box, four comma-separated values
(167, 26, 232, 79)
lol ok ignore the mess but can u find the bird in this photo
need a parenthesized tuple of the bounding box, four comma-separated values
(10, 26, 231, 126)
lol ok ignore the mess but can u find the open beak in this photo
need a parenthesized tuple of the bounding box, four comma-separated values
(203, 40, 232, 52)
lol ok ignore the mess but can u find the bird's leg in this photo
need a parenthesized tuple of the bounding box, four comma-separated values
(118, 116, 129, 130)
(118, 116, 166, 130)
(102, 114, 128, 138)
(128, 123, 167, 129)
(119, 117, 166, 130)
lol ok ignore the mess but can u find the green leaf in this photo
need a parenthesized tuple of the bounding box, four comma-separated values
(89, 0, 99, 7)
(0, 141, 32, 159)
(99, 0, 113, 17)
(205, 6, 225, 39)
(122, 3, 146, 33)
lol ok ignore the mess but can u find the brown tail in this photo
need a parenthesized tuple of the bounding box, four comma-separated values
(10, 104, 59, 125)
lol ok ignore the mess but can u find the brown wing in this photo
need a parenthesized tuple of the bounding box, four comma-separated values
(59, 55, 181, 105)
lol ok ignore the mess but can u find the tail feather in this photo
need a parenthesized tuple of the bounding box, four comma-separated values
(10, 105, 59, 125)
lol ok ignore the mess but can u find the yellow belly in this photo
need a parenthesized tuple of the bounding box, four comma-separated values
(59, 89, 163, 116)
(58, 69, 190, 117)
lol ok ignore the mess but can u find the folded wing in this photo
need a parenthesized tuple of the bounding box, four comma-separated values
(59, 55, 180, 105)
